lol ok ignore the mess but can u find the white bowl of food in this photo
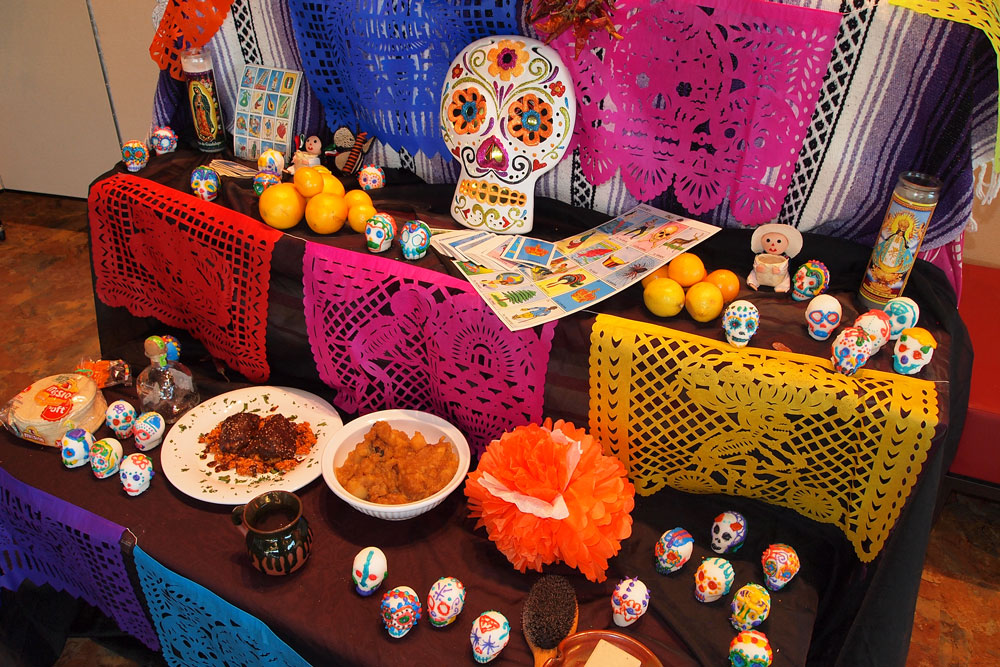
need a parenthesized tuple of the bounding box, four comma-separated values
(321, 409, 471, 521)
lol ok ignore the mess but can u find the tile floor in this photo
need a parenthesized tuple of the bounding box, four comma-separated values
(0, 190, 997, 665)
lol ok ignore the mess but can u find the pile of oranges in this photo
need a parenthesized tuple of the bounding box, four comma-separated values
(258, 166, 377, 235)
(641, 253, 740, 323)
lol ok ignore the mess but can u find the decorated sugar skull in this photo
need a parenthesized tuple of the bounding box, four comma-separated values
(470, 610, 510, 663)
(805, 294, 842, 341)
(694, 557, 735, 603)
(831, 326, 873, 376)
(119, 453, 154, 496)
(149, 126, 178, 155)
(761, 543, 800, 591)
(853, 309, 892, 353)
(884, 297, 920, 340)
(257, 148, 285, 175)
(121, 140, 149, 172)
(441, 35, 576, 234)
(365, 213, 396, 253)
(655, 527, 694, 574)
(729, 630, 773, 667)
(893, 327, 937, 375)
(611, 577, 650, 627)
(358, 164, 385, 190)
(352, 546, 387, 596)
(105, 400, 137, 438)
(723, 301, 759, 348)
(191, 166, 221, 202)
(791, 259, 830, 301)
(133, 411, 166, 451)
(711, 511, 747, 554)
(60, 428, 94, 468)
(400, 219, 431, 260)
(427, 576, 466, 627)
(90, 438, 123, 479)
(253, 171, 281, 196)
(380, 586, 421, 638)
(730, 583, 771, 631)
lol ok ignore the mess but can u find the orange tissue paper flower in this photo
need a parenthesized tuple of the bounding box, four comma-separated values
(465, 419, 635, 582)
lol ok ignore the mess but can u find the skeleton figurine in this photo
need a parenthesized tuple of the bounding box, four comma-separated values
(747, 224, 803, 292)
(711, 511, 747, 553)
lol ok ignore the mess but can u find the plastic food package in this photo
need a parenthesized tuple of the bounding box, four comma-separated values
(1, 373, 107, 447)
(75, 358, 132, 388)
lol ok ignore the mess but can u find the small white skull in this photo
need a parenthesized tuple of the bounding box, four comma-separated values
(60, 428, 94, 468)
(853, 309, 892, 353)
(90, 438, 123, 479)
(694, 557, 735, 603)
(352, 546, 387, 596)
(400, 220, 431, 260)
(893, 327, 937, 375)
(121, 140, 149, 172)
(723, 300, 759, 348)
(119, 453, 154, 496)
(831, 326, 873, 376)
(711, 511, 747, 553)
(365, 214, 395, 253)
(805, 294, 842, 341)
(611, 577, 649, 627)
(883, 297, 920, 340)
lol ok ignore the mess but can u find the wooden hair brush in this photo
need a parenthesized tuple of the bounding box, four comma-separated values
(522, 575, 579, 667)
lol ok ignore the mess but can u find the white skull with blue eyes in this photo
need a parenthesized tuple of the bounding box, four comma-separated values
(191, 166, 221, 202)
(883, 297, 920, 340)
(120, 453, 154, 496)
(723, 300, 759, 348)
(400, 220, 431, 260)
(365, 214, 395, 253)
(150, 127, 178, 155)
(805, 294, 842, 341)
(121, 140, 149, 172)
(60, 428, 94, 468)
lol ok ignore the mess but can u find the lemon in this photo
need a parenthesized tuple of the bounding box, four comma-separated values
(643, 277, 685, 317)
(258, 183, 305, 230)
(321, 173, 346, 197)
(293, 167, 324, 198)
(305, 193, 348, 234)
(685, 281, 725, 322)
(347, 204, 378, 233)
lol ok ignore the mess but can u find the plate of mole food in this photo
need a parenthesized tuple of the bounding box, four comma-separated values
(161, 386, 342, 504)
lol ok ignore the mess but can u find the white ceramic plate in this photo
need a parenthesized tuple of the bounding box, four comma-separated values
(161, 386, 342, 505)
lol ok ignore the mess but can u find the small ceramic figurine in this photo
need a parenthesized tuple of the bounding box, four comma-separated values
(253, 171, 281, 196)
(730, 583, 771, 631)
(149, 126, 178, 155)
(400, 220, 431, 260)
(805, 294, 842, 341)
(90, 438, 123, 479)
(365, 213, 396, 253)
(884, 297, 920, 340)
(120, 453, 154, 496)
(791, 259, 830, 301)
(257, 148, 286, 175)
(191, 166, 221, 202)
(723, 300, 759, 348)
(655, 527, 694, 574)
(358, 164, 386, 191)
(105, 400, 137, 439)
(747, 223, 803, 292)
(893, 327, 937, 375)
(694, 557, 735, 603)
(352, 546, 387, 596)
(121, 140, 149, 172)
(711, 511, 747, 554)
(831, 326, 873, 376)
(611, 577, 650, 627)
(288, 135, 322, 173)
(133, 411, 166, 451)
(761, 543, 800, 591)
(853, 309, 892, 353)
(427, 576, 466, 627)
(60, 428, 94, 469)
(380, 586, 421, 638)
(729, 630, 773, 667)
(470, 610, 510, 663)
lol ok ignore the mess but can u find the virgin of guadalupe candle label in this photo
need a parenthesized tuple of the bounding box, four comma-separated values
(187, 70, 224, 151)
(859, 190, 936, 305)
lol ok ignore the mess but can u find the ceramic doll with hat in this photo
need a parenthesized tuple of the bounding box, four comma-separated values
(747, 224, 803, 292)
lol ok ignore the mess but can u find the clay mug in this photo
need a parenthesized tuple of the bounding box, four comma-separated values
(231, 490, 312, 575)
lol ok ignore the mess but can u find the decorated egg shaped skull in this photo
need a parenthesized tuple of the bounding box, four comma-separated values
(730, 583, 771, 631)
(711, 511, 747, 554)
(729, 630, 773, 667)
(611, 577, 650, 627)
(883, 297, 920, 340)
(853, 309, 892, 353)
(400, 220, 431, 260)
(253, 171, 281, 196)
(805, 294, 842, 341)
(257, 148, 285, 175)
(831, 326, 873, 376)
(654, 527, 694, 574)
(761, 543, 800, 591)
(119, 453, 154, 496)
(427, 576, 466, 627)
(105, 400, 137, 438)
(791, 260, 830, 302)
(90, 438, 123, 479)
(133, 412, 166, 451)
(470, 610, 510, 663)
(365, 213, 396, 253)
(694, 557, 735, 603)
(121, 140, 149, 172)
(352, 546, 387, 596)
(723, 300, 759, 348)
(150, 126, 178, 155)
(893, 327, 937, 375)
(191, 166, 221, 202)
(380, 586, 421, 638)
(358, 164, 385, 190)
(441, 35, 576, 234)
(60, 428, 94, 468)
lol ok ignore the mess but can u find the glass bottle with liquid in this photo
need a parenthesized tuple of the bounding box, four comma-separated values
(136, 336, 200, 423)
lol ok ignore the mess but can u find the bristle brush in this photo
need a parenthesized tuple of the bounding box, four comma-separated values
(522, 574, 579, 667)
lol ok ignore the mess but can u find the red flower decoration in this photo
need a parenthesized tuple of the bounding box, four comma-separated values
(452, 64, 463, 79)
(549, 81, 566, 97)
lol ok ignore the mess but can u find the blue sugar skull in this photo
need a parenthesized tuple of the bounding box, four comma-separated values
(149, 126, 178, 155)
(893, 327, 937, 375)
(400, 219, 431, 260)
(191, 166, 221, 202)
(883, 297, 920, 340)
(121, 140, 149, 172)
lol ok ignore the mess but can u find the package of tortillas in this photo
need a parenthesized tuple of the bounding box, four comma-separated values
(1, 373, 107, 447)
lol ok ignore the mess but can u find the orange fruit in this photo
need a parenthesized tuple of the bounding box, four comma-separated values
(641, 265, 672, 288)
(344, 189, 373, 210)
(305, 193, 348, 234)
(643, 277, 686, 318)
(705, 269, 741, 303)
(347, 204, 378, 233)
(667, 253, 707, 288)
(313, 165, 332, 175)
(293, 167, 324, 198)
(685, 281, 725, 322)
(321, 173, 346, 197)
(258, 182, 305, 229)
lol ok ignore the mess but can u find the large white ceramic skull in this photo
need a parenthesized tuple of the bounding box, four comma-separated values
(441, 36, 576, 234)
(723, 300, 759, 348)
